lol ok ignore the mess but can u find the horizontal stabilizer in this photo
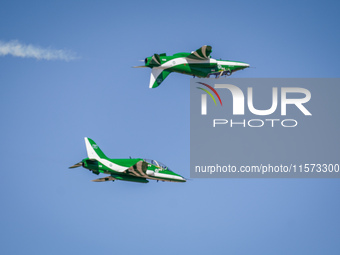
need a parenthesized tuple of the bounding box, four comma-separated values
(149, 68, 172, 88)
(69, 162, 82, 168)
(132, 65, 148, 68)
(187, 45, 212, 60)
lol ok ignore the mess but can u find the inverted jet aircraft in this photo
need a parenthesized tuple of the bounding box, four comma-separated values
(69, 137, 186, 183)
(134, 45, 249, 88)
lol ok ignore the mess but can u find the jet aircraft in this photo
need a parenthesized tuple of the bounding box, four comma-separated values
(69, 137, 186, 183)
(134, 45, 250, 88)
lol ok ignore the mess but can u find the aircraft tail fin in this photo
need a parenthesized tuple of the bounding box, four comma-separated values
(149, 68, 172, 88)
(84, 137, 108, 160)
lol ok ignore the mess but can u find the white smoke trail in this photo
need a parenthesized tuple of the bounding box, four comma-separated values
(0, 40, 77, 61)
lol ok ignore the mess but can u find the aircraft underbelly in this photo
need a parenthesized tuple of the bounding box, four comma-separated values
(189, 63, 217, 77)
(126, 171, 182, 182)
(170, 63, 215, 77)
(170, 64, 191, 74)
(148, 171, 186, 182)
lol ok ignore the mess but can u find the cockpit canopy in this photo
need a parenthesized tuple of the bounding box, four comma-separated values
(144, 159, 173, 172)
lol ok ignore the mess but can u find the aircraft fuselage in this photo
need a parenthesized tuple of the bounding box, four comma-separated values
(81, 158, 186, 183)
(145, 53, 249, 77)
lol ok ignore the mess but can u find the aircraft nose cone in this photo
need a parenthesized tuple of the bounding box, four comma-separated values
(180, 176, 187, 182)
(238, 62, 250, 70)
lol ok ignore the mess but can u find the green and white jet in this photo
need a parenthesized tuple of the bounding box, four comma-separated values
(69, 137, 186, 183)
(134, 45, 249, 88)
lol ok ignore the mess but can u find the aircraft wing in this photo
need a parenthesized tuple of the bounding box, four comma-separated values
(187, 45, 212, 60)
(149, 68, 172, 88)
(92, 176, 116, 182)
(92, 175, 149, 183)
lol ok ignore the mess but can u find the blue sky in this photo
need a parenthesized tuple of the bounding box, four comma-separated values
(0, 0, 339, 254)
